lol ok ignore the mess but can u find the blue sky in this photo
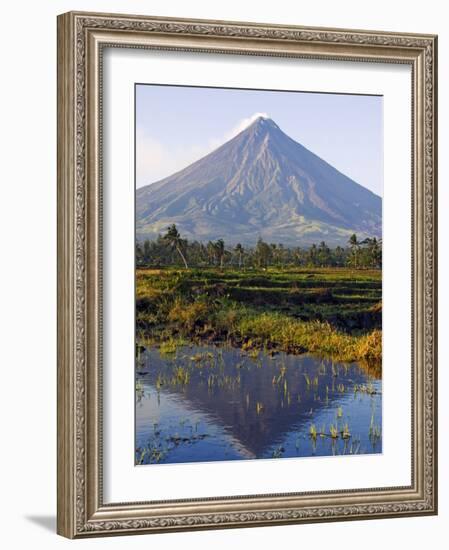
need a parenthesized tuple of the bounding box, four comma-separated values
(136, 84, 383, 197)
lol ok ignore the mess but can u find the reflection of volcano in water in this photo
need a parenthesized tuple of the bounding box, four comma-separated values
(137, 346, 380, 458)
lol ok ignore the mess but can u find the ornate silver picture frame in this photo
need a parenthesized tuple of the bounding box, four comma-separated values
(57, 11, 437, 538)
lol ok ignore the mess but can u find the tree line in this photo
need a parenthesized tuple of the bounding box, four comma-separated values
(136, 224, 382, 269)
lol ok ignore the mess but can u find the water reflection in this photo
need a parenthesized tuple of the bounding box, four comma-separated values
(135, 345, 382, 465)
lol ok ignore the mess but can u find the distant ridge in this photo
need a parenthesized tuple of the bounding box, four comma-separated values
(136, 116, 382, 246)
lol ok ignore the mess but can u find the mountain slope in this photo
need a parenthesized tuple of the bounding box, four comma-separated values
(136, 116, 382, 246)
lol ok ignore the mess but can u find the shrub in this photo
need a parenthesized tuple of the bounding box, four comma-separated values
(213, 307, 243, 335)
(167, 299, 209, 332)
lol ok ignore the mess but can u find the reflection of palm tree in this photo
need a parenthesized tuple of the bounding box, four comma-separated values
(163, 224, 188, 268)
(234, 243, 244, 268)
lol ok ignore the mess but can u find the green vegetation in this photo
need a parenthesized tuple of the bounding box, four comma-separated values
(136, 420, 210, 465)
(136, 264, 382, 368)
(162, 224, 189, 268)
(136, 224, 381, 368)
(137, 226, 382, 270)
(136, 229, 382, 464)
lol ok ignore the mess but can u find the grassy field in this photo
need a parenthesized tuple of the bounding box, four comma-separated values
(136, 267, 382, 368)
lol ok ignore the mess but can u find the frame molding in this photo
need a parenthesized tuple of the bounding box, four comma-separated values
(57, 11, 437, 538)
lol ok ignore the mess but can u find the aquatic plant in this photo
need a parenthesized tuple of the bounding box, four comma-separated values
(172, 366, 190, 385)
(135, 314, 382, 464)
(318, 361, 327, 375)
(349, 436, 361, 454)
(329, 424, 339, 439)
(159, 339, 178, 355)
(341, 424, 351, 439)
(135, 379, 145, 402)
(369, 413, 382, 446)
(355, 381, 380, 395)
(155, 374, 164, 390)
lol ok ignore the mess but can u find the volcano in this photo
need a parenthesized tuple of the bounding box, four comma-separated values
(136, 116, 382, 246)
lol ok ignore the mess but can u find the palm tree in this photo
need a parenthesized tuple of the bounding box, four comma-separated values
(335, 245, 345, 267)
(308, 243, 318, 267)
(318, 240, 331, 267)
(255, 238, 272, 268)
(348, 233, 360, 268)
(207, 241, 216, 266)
(234, 243, 244, 268)
(348, 233, 359, 248)
(361, 237, 382, 268)
(293, 247, 303, 267)
(214, 239, 226, 268)
(162, 224, 188, 268)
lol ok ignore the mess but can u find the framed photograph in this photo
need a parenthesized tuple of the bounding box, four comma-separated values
(57, 11, 438, 538)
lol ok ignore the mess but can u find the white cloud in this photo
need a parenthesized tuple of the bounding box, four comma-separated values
(136, 128, 216, 187)
(226, 112, 270, 139)
(136, 130, 171, 186)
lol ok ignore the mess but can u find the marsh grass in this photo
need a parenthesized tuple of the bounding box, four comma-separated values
(329, 424, 339, 439)
(135, 379, 145, 402)
(136, 267, 382, 369)
(369, 412, 382, 446)
(136, 423, 210, 465)
(136, 343, 381, 461)
(235, 312, 381, 365)
(136, 269, 382, 463)
(159, 339, 178, 355)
